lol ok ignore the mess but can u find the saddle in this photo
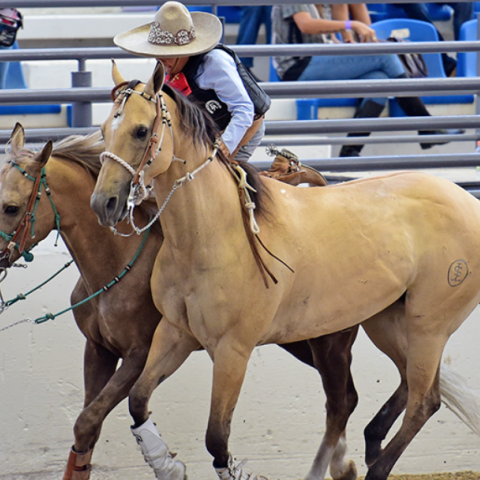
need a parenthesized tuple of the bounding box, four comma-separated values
(260, 145, 328, 187)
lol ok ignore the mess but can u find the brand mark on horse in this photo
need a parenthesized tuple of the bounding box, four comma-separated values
(448, 259, 469, 287)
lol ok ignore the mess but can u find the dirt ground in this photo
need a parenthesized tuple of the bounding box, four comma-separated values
(359, 473, 480, 480)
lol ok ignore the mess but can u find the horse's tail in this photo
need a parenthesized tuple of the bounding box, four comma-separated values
(440, 363, 480, 436)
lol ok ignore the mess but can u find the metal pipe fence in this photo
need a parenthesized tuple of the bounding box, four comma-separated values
(0, 0, 478, 174)
(0, 0, 477, 7)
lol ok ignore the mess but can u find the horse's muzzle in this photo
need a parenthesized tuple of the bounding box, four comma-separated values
(90, 191, 128, 227)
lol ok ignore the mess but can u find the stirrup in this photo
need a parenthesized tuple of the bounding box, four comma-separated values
(260, 145, 328, 187)
(214, 454, 268, 480)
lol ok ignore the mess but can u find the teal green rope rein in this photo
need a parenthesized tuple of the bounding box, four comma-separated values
(3, 259, 74, 307)
(33, 228, 150, 325)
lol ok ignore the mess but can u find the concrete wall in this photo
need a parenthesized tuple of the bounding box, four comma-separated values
(0, 233, 479, 480)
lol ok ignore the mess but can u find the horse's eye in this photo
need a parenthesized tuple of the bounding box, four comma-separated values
(4, 205, 19, 216)
(136, 127, 148, 140)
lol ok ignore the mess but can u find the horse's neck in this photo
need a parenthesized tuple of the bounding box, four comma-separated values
(155, 153, 244, 251)
(47, 158, 144, 290)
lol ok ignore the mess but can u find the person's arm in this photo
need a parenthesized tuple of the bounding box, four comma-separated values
(198, 50, 255, 156)
(349, 3, 372, 25)
(331, 4, 355, 42)
(293, 9, 376, 42)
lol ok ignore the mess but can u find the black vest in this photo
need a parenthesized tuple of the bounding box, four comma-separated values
(182, 44, 271, 131)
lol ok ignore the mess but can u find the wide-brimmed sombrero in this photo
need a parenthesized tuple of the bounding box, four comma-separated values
(114, 1, 223, 58)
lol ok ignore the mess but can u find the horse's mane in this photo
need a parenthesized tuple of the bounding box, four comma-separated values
(163, 85, 270, 217)
(52, 130, 104, 176)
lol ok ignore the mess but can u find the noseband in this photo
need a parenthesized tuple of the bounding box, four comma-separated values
(0, 162, 61, 264)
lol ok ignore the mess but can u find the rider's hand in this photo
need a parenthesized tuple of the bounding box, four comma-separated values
(219, 140, 230, 158)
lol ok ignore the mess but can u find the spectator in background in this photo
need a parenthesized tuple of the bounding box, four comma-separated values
(236, 6, 272, 81)
(0, 8, 22, 88)
(272, 3, 463, 157)
(395, 3, 474, 76)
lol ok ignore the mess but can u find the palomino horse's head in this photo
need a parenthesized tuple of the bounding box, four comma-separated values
(0, 123, 54, 268)
(91, 60, 174, 227)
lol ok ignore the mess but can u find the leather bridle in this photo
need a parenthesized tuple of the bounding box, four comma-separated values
(0, 162, 60, 264)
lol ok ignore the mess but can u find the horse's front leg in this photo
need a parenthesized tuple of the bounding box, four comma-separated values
(303, 328, 359, 480)
(129, 319, 200, 480)
(205, 336, 267, 480)
(63, 339, 119, 480)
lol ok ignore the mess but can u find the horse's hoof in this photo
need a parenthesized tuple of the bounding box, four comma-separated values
(214, 455, 268, 480)
(333, 460, 357, 480)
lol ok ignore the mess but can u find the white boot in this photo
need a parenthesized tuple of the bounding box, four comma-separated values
(215, 454, 268, 480)
(131, 418, 186, 480)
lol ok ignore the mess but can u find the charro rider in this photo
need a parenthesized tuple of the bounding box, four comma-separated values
(114, 0, 270, 161)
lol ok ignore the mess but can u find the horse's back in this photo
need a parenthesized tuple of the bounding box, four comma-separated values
(256, 171, 480, 340)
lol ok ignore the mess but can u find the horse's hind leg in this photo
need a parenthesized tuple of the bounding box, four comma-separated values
(364, 331, 445, 480)
(363, 380, 408, 467)
(359, 301, 410, 467)
(304, 328, 359, 480)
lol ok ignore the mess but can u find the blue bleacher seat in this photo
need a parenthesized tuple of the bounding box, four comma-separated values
(372, 18, 446, 77)
(457, 19, 478, 77)
(0, 42, 61, 116)
(475, 2, 480, 13)
(371, 18, 473, 115)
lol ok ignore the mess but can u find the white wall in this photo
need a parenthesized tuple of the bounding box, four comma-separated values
(0, 233, 479, 480)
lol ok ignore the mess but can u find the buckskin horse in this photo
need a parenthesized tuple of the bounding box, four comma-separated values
(0, 124, 368, 480)
(90, 61, 480, 480)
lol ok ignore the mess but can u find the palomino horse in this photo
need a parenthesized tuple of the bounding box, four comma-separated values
(0, 124, 363, 480)
(91, 61, 480, 480)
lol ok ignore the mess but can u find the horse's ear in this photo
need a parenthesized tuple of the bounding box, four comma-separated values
(111, 59, 126, 86)
(9, 122, 25, 156)
(34, 140, 53, 167)
(144, 61, 165, 98)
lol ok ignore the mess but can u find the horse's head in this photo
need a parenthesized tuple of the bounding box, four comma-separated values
(0, 123, 54, 268)
(91, 60, 173, 227)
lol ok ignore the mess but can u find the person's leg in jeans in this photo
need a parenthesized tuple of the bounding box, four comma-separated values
(297, 55, 399, 157)
(338, 71, 388, 157)
(236, 6, 272, 71)
(447, 2, 474, 40)
(233, 120, 266, 161)
(0, 61, 8, 89)
(298, 53, 463, 154)
(298, 52, 406, 82)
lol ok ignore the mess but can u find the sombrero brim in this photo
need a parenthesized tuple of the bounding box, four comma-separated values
(114, 12, 222, 58)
